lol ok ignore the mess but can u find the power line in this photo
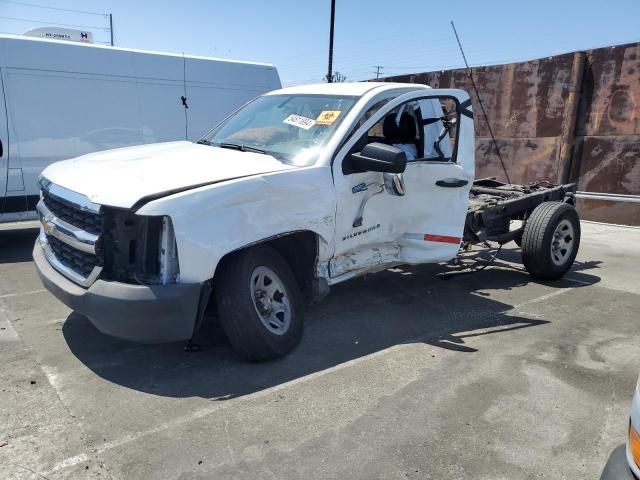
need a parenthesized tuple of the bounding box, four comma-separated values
(277, 42, 459, 69)
(377, 63, 463, 71)
(339, 34, 640, 81)
(284, 34, 640, 86)
(272, 28, 451, 64)
(275, 42, 472, 74)
(336, 41, 561, 79)
(0, 0, 107, 16)
(349, 34, 637, 73)
(0, 15, 110, 30)
(336, 48, 468, 70)
(339, 36, 640, 81)
(337, 66, 375, 74)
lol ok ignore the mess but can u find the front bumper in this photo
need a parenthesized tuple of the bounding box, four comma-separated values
(600, 444, 637, 480)
(33, 241, 202, 343)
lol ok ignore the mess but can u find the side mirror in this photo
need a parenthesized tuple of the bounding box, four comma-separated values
(350, 142, 407, 174)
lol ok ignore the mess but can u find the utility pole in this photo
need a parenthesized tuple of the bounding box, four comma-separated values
(326, 0, 336, 82)
(374, 65, 383, 79)
(109, 13, 114, 46)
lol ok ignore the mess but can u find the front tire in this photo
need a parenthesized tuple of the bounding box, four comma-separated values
(521, 202, 580, 280)
(215, 245, 304, 362)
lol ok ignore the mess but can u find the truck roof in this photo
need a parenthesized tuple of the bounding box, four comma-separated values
(268, 82, 430, 97)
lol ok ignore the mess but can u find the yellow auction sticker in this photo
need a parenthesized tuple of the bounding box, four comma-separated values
(316, 110, 341, 125)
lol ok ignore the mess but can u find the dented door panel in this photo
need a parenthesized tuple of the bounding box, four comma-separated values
(330, 89, 475, 278)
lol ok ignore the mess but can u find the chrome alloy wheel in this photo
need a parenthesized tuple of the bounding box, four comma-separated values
(250, 266, 291, 335)
(550, 219, 575, 266)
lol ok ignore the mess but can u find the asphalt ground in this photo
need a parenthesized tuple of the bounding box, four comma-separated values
(1, 221, 639, 479)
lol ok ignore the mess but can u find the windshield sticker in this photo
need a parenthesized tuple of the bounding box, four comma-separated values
(283, 114, 316, 130)
(316, 110, 341, 125)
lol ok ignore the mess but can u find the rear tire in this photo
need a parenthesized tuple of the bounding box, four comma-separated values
(521, 202, 580, 280)
(215, 245, 304, 362)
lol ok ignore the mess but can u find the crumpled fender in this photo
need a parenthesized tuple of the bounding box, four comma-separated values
(136, 166, 336, 283)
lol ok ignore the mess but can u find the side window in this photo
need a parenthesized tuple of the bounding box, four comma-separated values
(340, 95, 462, 174)
(354, 98, 391, 131)
(343, 98, 391, 157)
(367, 102, 421, 161)
(344, 99, 419, 157)
(341, 98, 420, 173)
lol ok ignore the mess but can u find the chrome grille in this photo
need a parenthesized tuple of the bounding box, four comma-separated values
(42, 191, 102, 235)
(47, 235, 100, 277)
(37, 178, 104, 287)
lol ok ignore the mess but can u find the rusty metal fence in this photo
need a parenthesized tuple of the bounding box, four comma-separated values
(383, 42, 640, 225)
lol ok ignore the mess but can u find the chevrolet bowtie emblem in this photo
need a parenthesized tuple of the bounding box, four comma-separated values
(42, 219, 54, 235)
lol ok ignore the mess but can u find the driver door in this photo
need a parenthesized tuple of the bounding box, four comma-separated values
(329, 89, 475, 279)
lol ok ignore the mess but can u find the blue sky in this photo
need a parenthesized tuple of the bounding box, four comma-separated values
(1, 0, 639, 86)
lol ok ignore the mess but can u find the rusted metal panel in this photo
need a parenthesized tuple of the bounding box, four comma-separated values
(476, 137, 560, 184)
(577, 43, 640, 136)
(571, 135, 640, 195)
(386, 54, 577, 188)
(572, 43, 640, 225)
(387, 53, 575, 139)
(383, 42, 640, 225)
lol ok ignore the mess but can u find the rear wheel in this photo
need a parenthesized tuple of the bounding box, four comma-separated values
(215, 245, 304, 362)
(521, 202, 580, 280)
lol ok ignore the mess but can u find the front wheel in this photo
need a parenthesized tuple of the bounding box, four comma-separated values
(521, 202, 580, 280)
(215, 245, 304, 362)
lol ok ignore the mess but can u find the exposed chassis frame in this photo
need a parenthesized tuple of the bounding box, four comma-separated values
(464, 178, 577, 245)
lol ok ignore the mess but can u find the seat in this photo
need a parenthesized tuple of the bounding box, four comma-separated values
(382, 114, 400, 144)
(383, 112, 419, 160)
(383, 113, 417, 145)
(397, 112, 417, 144)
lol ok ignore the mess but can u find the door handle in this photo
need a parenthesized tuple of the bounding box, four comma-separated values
(0, 139, 3, 158)
(436, 178, 468, 188)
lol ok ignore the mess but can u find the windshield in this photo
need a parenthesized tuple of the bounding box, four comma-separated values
(200, 94, 358, 166)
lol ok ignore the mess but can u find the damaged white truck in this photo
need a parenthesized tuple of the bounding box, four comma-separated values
(33, 82, 581, 361)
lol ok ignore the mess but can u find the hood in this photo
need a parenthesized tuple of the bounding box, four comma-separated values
(42, 141, 294, 209)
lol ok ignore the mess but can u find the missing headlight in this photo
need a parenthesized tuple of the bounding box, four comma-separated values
(102, 210, 178, 285)
(159, 216, 179, 284)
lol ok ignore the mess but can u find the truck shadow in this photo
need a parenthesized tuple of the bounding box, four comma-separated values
(62, 246, 602, 400)
(0, 228, 39, 264)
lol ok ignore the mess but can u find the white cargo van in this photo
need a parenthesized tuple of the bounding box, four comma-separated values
(0, 34, 281, 222)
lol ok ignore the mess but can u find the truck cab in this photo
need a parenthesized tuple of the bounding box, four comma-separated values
(33, 82, 580, 361)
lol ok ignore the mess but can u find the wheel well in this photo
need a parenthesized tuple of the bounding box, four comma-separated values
(264, 231, 319, 295)
(215, 231, 319, 298)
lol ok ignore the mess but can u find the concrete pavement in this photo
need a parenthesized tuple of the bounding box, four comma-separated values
(0, 221, 639, 479)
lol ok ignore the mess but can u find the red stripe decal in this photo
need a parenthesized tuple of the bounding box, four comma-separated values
(423, 234, 462, 244)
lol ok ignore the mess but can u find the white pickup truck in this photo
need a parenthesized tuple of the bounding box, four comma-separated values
(33, 82, 581, 361)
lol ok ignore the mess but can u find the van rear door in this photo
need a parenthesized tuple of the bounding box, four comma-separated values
(0, 71, 8, 207)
